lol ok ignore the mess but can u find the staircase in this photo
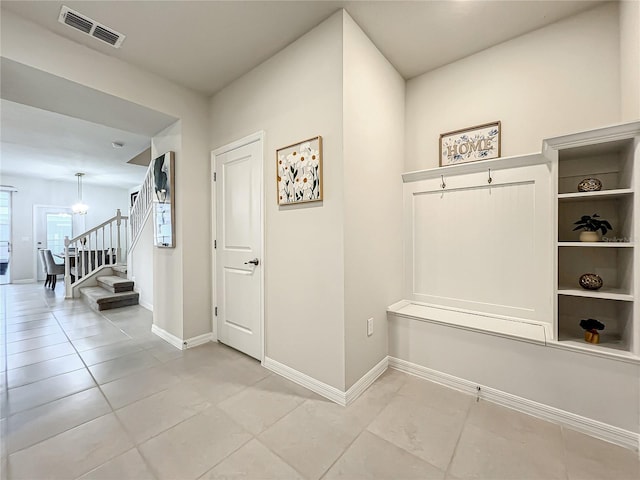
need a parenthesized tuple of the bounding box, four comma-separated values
(79, 266, 139, 311)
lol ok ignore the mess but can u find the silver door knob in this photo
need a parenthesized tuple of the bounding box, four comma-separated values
(244, 258, 259, 266)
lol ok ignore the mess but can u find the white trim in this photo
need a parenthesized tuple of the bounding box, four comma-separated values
(138, 300, 153, 312)
(388, 356, 639, 451)
(13, 278, 36, 284)
(211, 131, 265, 361)
(151, 324, 184, 350)
(184, 332, 212, 349)
(212, 131, 265, 156)
(402, 152, 547, 183)
(263, 356, 347, 406)
(263, 356, 389, 407)
(152, 324, 212, 350)
(345, 356, 388, 405)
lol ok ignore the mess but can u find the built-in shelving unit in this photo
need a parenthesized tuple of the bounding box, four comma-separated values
(545, 122, 639, 358)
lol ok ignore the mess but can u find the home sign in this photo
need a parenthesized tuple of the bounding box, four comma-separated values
(439, 121, 501, 166)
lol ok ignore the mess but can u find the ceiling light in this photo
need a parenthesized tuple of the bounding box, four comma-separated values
(72, 173, 88, 215)
(112, 141, 124, 148)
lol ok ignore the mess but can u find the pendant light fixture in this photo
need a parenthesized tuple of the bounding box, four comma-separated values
(72, 172, 88, 215)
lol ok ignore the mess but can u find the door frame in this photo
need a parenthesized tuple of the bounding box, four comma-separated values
(32, 204, 76, 282)
(0, 188, 15, 285)
(211, 131, 265, 362)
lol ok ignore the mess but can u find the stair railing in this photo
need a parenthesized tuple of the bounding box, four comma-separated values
(64, 209, 128, 299)
(130, 159, 154, 250)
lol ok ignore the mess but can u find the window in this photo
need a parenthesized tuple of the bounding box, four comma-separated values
(46, 213, 73, 254)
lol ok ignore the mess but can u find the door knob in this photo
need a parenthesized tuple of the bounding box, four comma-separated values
(244, 258, 259, 266)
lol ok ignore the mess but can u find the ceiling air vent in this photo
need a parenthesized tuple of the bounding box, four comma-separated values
(58, 6, 126, 48)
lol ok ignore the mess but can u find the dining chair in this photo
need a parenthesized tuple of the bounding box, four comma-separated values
(39, 249, 51, 287)
(43, 249, 65, 290)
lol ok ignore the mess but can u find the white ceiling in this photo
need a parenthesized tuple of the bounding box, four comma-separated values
(0, 100, 151, 189)
(1, 0, 604, 95)
(0, 0, 604, 189)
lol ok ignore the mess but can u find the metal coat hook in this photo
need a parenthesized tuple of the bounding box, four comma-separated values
(441, 175, 446, 189)
(488, 168, 493, 184)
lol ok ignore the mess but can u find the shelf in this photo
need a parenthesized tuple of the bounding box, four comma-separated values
(558, 188, 633, 202)
(558, 287, 633, 301)
(559, 333, 626, 351)
(551, 339, 639, 364)
(558, 242, 634, 248)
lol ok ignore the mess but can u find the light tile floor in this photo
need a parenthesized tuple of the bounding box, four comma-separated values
(1, 283, 639, 480)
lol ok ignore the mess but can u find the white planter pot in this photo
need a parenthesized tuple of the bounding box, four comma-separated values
(579, 231, 600, 242)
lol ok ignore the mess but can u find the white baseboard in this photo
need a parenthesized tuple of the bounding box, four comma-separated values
(151, 324, 184, 349)
(388, 356, 639, 452)
(263, 356, 388, 407)
(345, 356, 388, 405)
(151, 324, 212, 350)
(184, 332, 212, 349)
(138, 299, 153, 312)
(263, 356, 347, 405)
(13, 279, 35, 284)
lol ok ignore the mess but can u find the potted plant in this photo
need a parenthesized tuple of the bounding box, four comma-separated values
(579, 318, 605, 344)
(573, 214, 613, 242)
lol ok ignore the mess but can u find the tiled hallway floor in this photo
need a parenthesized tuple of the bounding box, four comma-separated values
(1, 283, 639, 480)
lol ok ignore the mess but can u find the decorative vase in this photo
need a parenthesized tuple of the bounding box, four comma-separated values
(579, 231, 600, 242)
(578, 178, 602, 192)
(579, 273, 603, 290)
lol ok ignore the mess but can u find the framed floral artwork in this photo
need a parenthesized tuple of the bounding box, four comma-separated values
(276, 136, 323, 205)
(439, 121, 501, 166)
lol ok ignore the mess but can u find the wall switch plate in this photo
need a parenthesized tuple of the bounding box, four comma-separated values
(367, 317, 374, 336)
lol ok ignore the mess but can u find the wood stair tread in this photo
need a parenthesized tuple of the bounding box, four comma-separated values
(80, 286, 139, 311)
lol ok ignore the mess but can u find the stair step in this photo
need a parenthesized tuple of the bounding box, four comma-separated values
(112, 265, 127, 279)
(97, 275, 134, 293)
(80, 286, 139, 312)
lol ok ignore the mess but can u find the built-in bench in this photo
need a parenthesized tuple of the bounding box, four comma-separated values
(387, 300, 550, 344)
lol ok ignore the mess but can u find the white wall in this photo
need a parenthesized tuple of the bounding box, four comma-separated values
(210, 11, 346, 389)
(151, 121, 183, 338)
(2, 174, 128, 282)
(389, 316, 640, 434)
(620, 0, 640, 121)
(405, 2, 621, 172)
(342, 13, 405, 388)
(1, 11, 211, 341)
(129, 213, 153, 311)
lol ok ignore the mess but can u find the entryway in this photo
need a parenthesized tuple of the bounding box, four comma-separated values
(212, 132, 264, 360)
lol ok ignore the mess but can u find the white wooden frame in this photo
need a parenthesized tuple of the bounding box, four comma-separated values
(401, 154, 554, 341)
(210, 131, 265, 362)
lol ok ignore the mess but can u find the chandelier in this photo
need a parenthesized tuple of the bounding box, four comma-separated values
(72, 173, 88, 215)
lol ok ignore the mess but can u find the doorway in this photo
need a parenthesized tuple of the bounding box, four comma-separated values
(212, 132, 264, 360)
(34, 206, 73, 281)
(0, 191, 11, 285)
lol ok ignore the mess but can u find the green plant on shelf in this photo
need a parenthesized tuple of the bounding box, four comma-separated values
(572, 214, 613, 235)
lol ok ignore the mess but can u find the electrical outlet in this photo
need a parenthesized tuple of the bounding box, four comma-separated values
(367, 317, 374, 336)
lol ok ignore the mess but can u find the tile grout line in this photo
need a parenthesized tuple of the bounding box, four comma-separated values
(2, 285, 67, 479)
(443, 396, 478, 479)
(24, 299, 159, 478)
(1, 285, 11, 480)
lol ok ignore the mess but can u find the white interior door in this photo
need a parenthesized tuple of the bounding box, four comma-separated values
(214, 135, 263, 360)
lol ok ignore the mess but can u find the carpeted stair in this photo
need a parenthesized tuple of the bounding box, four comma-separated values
(80, 273, 139, 311)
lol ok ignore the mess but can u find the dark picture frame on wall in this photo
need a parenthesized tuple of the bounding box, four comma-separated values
(152, 151, 176, 248)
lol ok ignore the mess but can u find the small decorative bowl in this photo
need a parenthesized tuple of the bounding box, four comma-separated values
(577, 178, 602, 192)
(579, 273, 603, 290)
